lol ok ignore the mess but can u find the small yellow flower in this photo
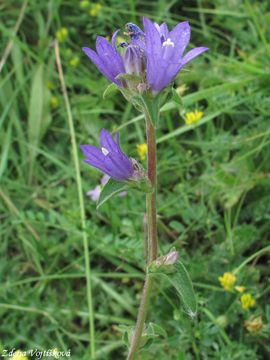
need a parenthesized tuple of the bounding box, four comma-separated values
(240, 293, 256, 310)
(185, 110, 203, 125)
(50, 96, 59, 109)
(136, 143, 147, 161)
(80, 0, 90, 9)
(89, 3, 102, 16)
(244, 316, 263, 333)
(235, 285, 246, 293)
(218, 272, 236, 292)
(69, 56, 80, 67)
(12, 350, 28, 360)
(56, 27, 68, 42)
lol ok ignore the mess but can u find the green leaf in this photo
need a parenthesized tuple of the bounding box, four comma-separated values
(169, 260, 197, 317)
(103, 83, 118, 99)
(97, 178, 129, 210)
(152, 260, 197, 317)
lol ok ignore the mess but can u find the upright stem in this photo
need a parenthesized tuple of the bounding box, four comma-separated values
(146, 117, 158, 263)
(127, 109, 158, 360)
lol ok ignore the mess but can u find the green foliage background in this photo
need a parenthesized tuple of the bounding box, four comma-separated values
(1, 0, 270, 359)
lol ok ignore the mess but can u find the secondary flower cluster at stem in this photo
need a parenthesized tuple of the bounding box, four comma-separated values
(80, 129, 134, 180)
(82, 17, 208, 94)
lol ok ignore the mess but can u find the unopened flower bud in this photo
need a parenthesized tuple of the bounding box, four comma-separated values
(150, 249, 179, 273)
(163, 250, 179, 265)
(123, 45, 145, 76)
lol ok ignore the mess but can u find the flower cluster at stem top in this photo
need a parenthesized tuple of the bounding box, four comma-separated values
(82, 17, 208, 95)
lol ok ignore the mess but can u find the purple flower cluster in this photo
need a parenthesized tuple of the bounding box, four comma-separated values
(81, 129, 134, 180)
(83, 17, 208, 93)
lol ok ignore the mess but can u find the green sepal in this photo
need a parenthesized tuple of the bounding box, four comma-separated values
(103, 83, 118, 99)
(128, 177, 153, 194)
(149, 260, 197, 318)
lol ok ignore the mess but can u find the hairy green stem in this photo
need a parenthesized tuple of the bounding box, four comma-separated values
(127, 108, 158, 360)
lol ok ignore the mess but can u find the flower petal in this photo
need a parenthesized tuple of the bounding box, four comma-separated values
(80, 144, 104, 162)
(104, 153, 133, 180)
(82, 47, 118, 84)
(143, 17, 162, 58)
(99, 128, 119, 153)
(181, 47, 208, 67)
(169, 21, 190, 59)
(155, 22, 169, 41)
(149, 59, 180, 92)
(87, 185, 101, 202)
(96, 36, 125, 76)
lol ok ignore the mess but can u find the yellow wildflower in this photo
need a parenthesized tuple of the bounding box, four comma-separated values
(235, 285, 246, 293)
(136, 143, 147, 161)
(69, 56, 80, 67)
(80, 0, 90, 9)
(12, 350, 28, 360)
(89, 3, 102, 16)
(185, 110, 203, 125)
(218, 272, 236, 292)
(56, 27, 68, 42)
(50, 96, 59, 109)
(240, 293, 256, 310)
(244, 316, 263, 333)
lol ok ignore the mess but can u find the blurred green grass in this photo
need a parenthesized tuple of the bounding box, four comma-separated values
(1, 0, 270, 359)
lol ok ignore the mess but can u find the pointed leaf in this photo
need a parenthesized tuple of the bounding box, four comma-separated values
(150, 260, 197, 317)
(167, 260, 197, 317)
(97, 178, 129, 209)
